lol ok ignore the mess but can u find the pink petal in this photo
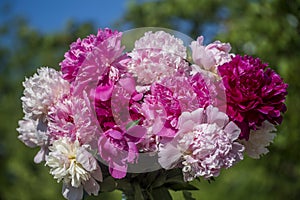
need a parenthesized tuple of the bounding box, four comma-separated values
(158, 143, 181, 169)
(62, 184, 83, 200)
(127, 125, 146, 140)
(83, 178, 100, 196)
(95, 84, 114, 101)
(224, 121, 241, 141)
(109, 163, 127, 179)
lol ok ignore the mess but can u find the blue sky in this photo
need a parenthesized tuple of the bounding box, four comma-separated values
(7, 0, 128, 33)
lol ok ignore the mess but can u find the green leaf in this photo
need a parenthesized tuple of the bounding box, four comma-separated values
(99, 176, 116, 192)
(150, 187, 172, 200)
(183, 190, 196, 200)
(133, 181, 144, 200)
(166, 168, 182, 179)
(165, 175, 185, 184)
(116, 179, 133, 192)
(151, 172, 167, 189)
(167, 182, 199, 191)
(145, 191, 155, 200)
(144, 170, 160, 188)
(126, 119, 141, 130)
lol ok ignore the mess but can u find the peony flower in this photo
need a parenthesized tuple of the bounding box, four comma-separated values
(110, 76, 145, 128)
(60, 28, 120, 83)
(46, 137, 102, 200)
(189, 72, 220, 109)
(240, 121, 276, 159)
(159, 75, 200, 112)
(141, 83, 181, 138)
(48, 92, 99, 149)
(133, 31, 187, 59)
(140, 73, 220, 140)
(71, 32, 129, 96)
(128, 31, 190, 84)
(158, 106, 244, 181)
(190, 36, 233, 72)
(218, 55, 288, 139)
(21, 67, 70, 121)
(98, 125, 146, 179)
(17, 117, 49, 163)
(93, 75, 144, 132)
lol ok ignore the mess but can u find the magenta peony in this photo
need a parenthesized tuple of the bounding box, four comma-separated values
(98, 125, 146, 179)
(60, 28, 119, 83)
(218, 55, 288, 139)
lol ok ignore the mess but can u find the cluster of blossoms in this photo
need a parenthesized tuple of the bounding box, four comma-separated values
(17, 28, 288, 200)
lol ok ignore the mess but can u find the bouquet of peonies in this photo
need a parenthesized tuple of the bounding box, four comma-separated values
(17, 28, 288, 200)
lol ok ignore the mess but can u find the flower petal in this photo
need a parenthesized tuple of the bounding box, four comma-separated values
(62, 183, 83, 200)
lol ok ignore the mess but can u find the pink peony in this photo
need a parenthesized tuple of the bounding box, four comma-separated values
(48, 92, 99, 148)
(190, 36, 233, 72)
(159, 75, 200, 112)
(71, 32, 128, 96)
(141, 83, 181, 138)
(93, 74, 144, 132)
(98, 126, 146, 179)
(218, 55, 288, 139)
(158, 106, 244, 181)
(140, 73, 220, 140)
(189, 72, 220, 109)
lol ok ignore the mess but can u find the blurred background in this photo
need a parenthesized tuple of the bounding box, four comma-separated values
(0, 0, 299, 199)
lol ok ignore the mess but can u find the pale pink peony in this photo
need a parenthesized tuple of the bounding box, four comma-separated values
(133, 31, 187, 59)
(158, 106, 244, 181)
(128, 31, 190, 84)
(190, 36, 233, 72)
(17, 117, 49, 163)
(21, 67, 70, 121)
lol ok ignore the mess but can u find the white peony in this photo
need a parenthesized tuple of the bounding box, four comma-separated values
(240, 121, 277, 159)
(46, 137, 102, 200)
